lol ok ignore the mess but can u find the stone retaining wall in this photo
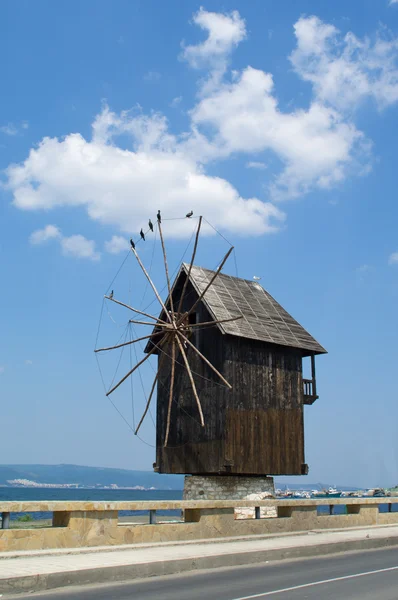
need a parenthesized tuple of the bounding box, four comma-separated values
(1, 498, 398, 553)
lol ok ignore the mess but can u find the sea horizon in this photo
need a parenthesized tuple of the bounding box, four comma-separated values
(0, 487, 184, 521)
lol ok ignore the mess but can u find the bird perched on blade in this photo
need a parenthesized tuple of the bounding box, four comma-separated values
(186, 210, 193, 218)
(109, 290, 114, 299)
(148, 219, 154, 232)
(140, 229, 145, 241)
(130, 238, 135, 250)
(157, 210, 161, 223)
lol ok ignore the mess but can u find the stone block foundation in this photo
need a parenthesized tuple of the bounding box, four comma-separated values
(183, 475, 277, 519)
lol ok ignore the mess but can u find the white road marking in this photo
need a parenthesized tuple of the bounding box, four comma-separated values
(231, 565, 398, 599)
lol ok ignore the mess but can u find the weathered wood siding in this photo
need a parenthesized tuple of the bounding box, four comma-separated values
(156, 280, 305, 476)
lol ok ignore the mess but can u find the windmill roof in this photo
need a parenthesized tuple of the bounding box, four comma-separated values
(180, 263, 326, 356)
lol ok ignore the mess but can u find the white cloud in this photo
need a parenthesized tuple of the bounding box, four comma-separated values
(191, 66, 368, 199)
(29, 225, 61, 245)
(7, 106, 285, 238)
(390, 0, 398, 5)
(170, 96, 183, 108)
(246, 161, 268, 170)
(61, 235, 100, 261)
(143, 71, 161, 83)
(105, 235, 128, 254)
(356, 264, 374, 282)
(357, 264, 372, 273)
(0, 123, 18, 136)
(290, 16, 398, 110)
(25, 359, 33, 365)
(181, 8, 246, 94)
(29, 224, 100, 260)
(182, 8, 246, 69)
(4, 11, 397, 238)
(0, 121, 29, 136)
(388, 252, 398, 265)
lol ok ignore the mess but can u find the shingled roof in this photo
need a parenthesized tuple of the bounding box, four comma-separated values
(179, 263, 326, 356)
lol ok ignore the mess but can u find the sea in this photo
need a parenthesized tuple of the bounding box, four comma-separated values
(0, 488, 183, 521)
(1, 487, 396, 521)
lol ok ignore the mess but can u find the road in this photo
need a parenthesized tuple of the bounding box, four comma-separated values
(6, 547, 398, 600)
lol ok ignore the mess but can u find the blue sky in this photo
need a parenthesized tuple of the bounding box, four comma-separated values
(1, 0, 398, 488)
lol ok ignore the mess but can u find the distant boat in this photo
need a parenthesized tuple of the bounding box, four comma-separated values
(292, 491, 305, 498)
(325, 487, 342, 497)
(370, 488, 388, 497)
(275, 489, 293, 498)
(312, 487, 342, 498)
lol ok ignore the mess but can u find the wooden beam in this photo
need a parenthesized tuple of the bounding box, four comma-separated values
(311, 354, 317, 397)
(131, 246, 172, 323)
(175, 334, 205, 427)
(106, 296, 168, 325)
(106, 342, 159, 397)
(158, 221, 175, 318)
(177, 331, 232, 389)
(135, 374, 158, 435)
(128, 319, 170, 327)
(177, 216, 202, 316)
(95, 330, 164, 353)
(135, 346, 168, 435)
(187, 315, 243, 329)
(125, 314, 242, 333)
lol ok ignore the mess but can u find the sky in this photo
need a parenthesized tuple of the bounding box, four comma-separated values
(1, 0, 398, 489)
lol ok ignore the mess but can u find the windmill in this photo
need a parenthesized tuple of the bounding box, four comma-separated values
(95, 216, 241, 447)
(96, 213, 326, 481)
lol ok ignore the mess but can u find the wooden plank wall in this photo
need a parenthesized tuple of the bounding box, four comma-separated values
(156, 279, 305, 476)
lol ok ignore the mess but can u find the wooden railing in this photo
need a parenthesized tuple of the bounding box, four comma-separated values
(303, 378, 314, 397)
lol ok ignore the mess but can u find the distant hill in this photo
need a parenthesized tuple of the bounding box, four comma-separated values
(0, 464, 360, 491)
(0, 464, 184, 490)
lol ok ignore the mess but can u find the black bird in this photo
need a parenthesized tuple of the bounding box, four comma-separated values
(186, 210, 193, 218)
(157, 210, 161, 223)
(148, 219, 154, 232)
(130, 238, 135, 250)
(140, 228, 145, 241)
(109, 290, 114, 299)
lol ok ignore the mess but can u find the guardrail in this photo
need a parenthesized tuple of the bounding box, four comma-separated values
(1, 498, 398, 553)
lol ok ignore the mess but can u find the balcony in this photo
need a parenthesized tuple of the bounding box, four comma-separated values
(303, 378, 318, 405)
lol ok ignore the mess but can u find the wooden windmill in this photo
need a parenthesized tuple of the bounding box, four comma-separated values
(96, 215, 326, 478)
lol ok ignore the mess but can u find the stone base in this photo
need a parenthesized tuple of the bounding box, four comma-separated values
(183, 476, 276, 519)
(183, 475, 275, 501)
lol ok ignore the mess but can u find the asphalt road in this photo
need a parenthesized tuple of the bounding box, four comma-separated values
(6, 547, 398, 600)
